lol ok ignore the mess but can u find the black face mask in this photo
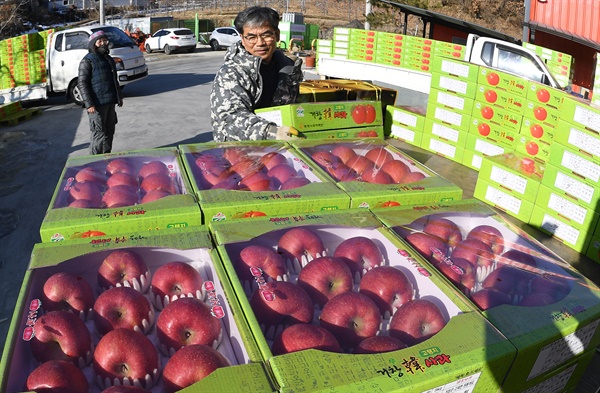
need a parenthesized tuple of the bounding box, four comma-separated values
(97, 45, 109, 55)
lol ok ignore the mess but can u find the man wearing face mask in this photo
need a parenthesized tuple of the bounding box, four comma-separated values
(78, 30, 123, 155)
(210, 6, 304, 142)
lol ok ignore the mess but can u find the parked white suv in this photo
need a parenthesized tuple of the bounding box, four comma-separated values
(144, 28, 196, 55)
(209, 27, 241, 51)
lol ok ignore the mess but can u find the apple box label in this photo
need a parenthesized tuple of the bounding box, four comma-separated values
(22, 326, 34, 341)
(211, 305, 225, 319)
(203, 281, 215, 292)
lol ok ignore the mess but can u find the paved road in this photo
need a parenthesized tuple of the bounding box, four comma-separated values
(0, 47, 227, 350)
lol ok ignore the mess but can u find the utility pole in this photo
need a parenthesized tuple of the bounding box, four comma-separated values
(365, 0, 371, 30)
(100, 0, 105, 24)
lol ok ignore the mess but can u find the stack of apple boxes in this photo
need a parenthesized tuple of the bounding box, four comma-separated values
(0, 30, 52, 89)
(591, 56, 600, 106)
(523, 42, 574, 89)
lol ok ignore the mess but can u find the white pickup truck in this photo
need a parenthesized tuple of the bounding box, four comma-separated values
(0, 25, 148, 106)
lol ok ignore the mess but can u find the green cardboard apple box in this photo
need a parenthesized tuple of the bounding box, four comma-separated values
(561, 96, 600, 133)
(429, 88, 475, 116)
(584, 235, 600, 264)
(526, 81, 566, 109)
(535, 184, 600, 231)
(475, 85, 526, 116)
(541, 162, 600, 212)
(552, 119, 600, 165)
(376, 31, 405, 46)
(290, 138, 463, 209)
(477, 66, 529, 97)
(178, 141, 350, 222)
(0, 227, 275, 393)
(430, 71, 477, 99)
(478, 151, 544, 203)
(548, 142, 600, 189)
(474, 177, 535, 222)
(430, 56, 480, 83)
(370, 199, 600, 392)
(471, 101, 523, 132)
(40, 148, 202, 243)
(462, 132, 513, 171)
(375, 55, 402, 67)
(389, 124, 423, 147)
(423, 118, 468, 147)
(385, 104, 427, 132)
(256, 100, 383, 132)
(432, 41, 465, 61)
(514, 134, 552, 163)
(528, 204, 594, 253)
(522, 100, 561, 128)
(420, 132, 466, 164)
(469, 117, 518, 149)
(520, 117, 557, 145)
(299, 125, 384, 140)
(426, 101, 472, 129)
(209, 209, 517, 393)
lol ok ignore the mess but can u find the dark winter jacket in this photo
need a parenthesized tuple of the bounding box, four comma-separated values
(210, 40, 303, 142)
(78, 41, 121, 109)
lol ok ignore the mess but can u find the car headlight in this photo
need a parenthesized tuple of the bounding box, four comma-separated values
(113, 57, 124, 71)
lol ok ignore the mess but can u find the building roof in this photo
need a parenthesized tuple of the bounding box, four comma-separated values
(375, 0, 519, 43)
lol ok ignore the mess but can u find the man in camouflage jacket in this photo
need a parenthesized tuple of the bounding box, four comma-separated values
(210, 6, 303, 142)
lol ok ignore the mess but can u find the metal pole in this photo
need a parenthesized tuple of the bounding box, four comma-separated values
(365, 0, 371, 30)
(100, 0, 105, 24)
(523, 0, 531, 43)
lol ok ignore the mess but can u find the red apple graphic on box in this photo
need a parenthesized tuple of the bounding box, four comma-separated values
(97, 249, 151, 293)
(481, 106, 494, 120)
(93, 286, 155, 336)
(156, 297, 223, 356)
(359, 266, 414, 318)
(533, 106, 547, 121)
(271, 323, 342, 355)
(536, 88, 550, 103)
(150, 261, 204, 310)
(93, 328, 160, 391)
(29, 310, 93, 367)
(41, 271, 95, 320)
(389, 299, 446, 346)
(162, 344, 230, 393)
(529, 124, 544, 139)
(26, 360, 89, 393)
(478, 123, 491, 136)
(525, 141, 539, 156)
(297, 256, 354, 308)
(354, 336, 407, 354)
(486, 72, 500, 86)
(365, 104, 377, 123)
(484, 89, 498, 103)
(319, 292, 382, 349)
(351, 105, 367, 124)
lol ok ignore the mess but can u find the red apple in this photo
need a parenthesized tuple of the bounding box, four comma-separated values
(70, 181, 102, 206)
(346, 155, 375, 175)
(530, 124, 544, 138)
(423, 217, 463, 248)
(267, 163, 297, 187)
(280, 176, 312, 190)
(93, 286, 155, 335)
(351, 105, 367, 124)
(240, 171, 273, 191)
(380, 160, 410, 183)
(259, 151, 288, 170)
(150, 261, 204, 310)
(228, 158, 264, 179)
(106, 158, 135, 175)
(359, 266, 413, 318)
(361, 167, 393, 184)
(277, 227, 326, 270)
(481, 106, 494, 120)
(519, 292, 555, 307)
(365, 104, 377, 123)
(466, 225, 505, 255)
(162, 344, 230, 393)
(470, 288, 511, 310)
(331, 145, 357, 164)
(400, 171, 426, 183)
(478, 123, 491, 136)
(75, 166, 106, 184)
(451, 238, 495, 279)
(437, 257, 477, 293)
(404, 231, 448, 265)
(26, 360, 89, 393)
(102, 185, 139, 208)
(311, 150, 339, 169)
(30, 310, 93, 367)
(107, 172, 138, 189)
(486, 72, 500, 85)
(354, 336, 407, 354)
(333, 236, 384, 280)
(249, 281, 314, 335)
(533, 106, 547, 121)
(319, 292, 381, 349)
(93, 328, 160, 390)
(365, 147, 394, 168)
(297, 256, 354, 308)
(389, 299, 446, 346)
(536, 88, 550, 103)
(157, 297, 223, 355)
(97, 249, 150, 293)
(211, 177, 241, 190)
(272, 323, 342, 355)
(327, 162, 358, 182)
(68, 199, 97, 208)
(222, 147, 249, 165)
(238, 244, 288, 282)
(530, 274, 571, 302)
(140, 173, 177, 194)
(41, 272, 94, 319)
(138, 160, 169, 180)
(141, 188, 172, 203)
(482, 266, 531, 301)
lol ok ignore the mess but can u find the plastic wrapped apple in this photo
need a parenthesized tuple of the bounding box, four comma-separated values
(271, 323, 342, 355)
(97, 249, 151, 293)
(41, 272, 95, 320)
(93, 286, 155, 336)
(389, 299, 447, 346)
(297, 256, 354, 308)
(333, 236, 384, 282)
(150, 261, 205, 310)
(26, 360, 89, 393)
(277, 227, 326, 272)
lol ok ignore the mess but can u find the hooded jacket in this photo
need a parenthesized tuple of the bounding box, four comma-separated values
(210, 40, 303, 142)
(78, 35, 122, 108)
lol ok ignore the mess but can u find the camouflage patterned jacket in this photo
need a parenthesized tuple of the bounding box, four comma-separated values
(210, 41, 303, 142)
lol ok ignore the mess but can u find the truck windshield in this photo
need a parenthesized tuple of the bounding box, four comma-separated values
(91, 26, 136, 48)
(497, 47, 562, 89)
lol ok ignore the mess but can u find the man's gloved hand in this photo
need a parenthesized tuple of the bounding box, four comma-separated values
(275, 125, 300, 140)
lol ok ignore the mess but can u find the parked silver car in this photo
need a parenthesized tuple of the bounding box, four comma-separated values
(145, 28, 196, 55)
(209, 27, 241, 51)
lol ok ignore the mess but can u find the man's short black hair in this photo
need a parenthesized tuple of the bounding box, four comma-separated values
(234, 6, 280, 35)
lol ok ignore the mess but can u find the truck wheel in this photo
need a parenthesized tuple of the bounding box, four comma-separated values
(164, 44, 172, 55)
(145, 43, 152, 53)
(210, 40, 219, 51)
(69, 82, 84, 107)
